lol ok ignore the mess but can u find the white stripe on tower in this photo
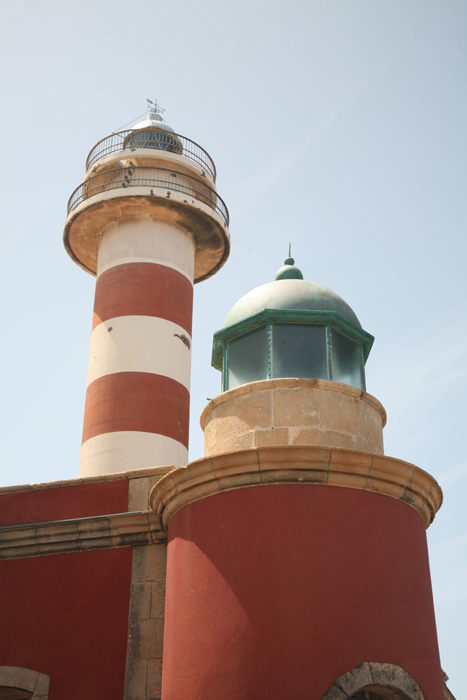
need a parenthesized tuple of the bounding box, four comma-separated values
(79, 216, 195, 477)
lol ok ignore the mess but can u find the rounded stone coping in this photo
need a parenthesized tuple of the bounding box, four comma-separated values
(200, 378, 387, 429)
(63, 189, 230, 282)
(149, 445, 442, 531)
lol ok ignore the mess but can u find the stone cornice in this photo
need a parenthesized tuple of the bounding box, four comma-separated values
(0, 465, 172, 496)
(0, 511, 165, 560)
(200, 378, 387, 430)
(149, 446, 443, 530)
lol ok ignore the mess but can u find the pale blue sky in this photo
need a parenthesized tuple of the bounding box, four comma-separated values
(1, 0, 466, 694)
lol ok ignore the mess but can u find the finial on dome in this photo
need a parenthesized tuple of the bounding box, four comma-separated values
(146, 98, 165, 119)
(130, 98, 176, 134)
(275, 246, 304, 280)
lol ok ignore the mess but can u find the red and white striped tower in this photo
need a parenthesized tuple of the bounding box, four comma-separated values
(63, 103, 229, 476)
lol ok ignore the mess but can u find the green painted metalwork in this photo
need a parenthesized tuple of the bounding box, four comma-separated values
(325, 325, 333, 380)
(221, 278, 363, 330)
(266, 322, 273, 379)
(275, 256, 304, 280)
(212, 308, 374, 370)
(212, 259, 374, 393)
(222, 344, 228, 392)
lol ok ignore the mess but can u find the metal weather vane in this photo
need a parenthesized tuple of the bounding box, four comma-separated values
(146, 98, 165, 117)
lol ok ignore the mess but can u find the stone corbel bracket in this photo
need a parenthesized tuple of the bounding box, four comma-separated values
(149, 446, 443, 531)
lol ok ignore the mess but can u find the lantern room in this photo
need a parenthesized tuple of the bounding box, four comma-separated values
(211, 257, 374, 391)
(123, 108, 183, 153)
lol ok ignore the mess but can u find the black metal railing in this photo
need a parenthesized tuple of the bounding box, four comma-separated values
(86, 129, 217, 181)
(67, 166, 229, 227)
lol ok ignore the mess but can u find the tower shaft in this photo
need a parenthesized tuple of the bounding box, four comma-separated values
(80, 216, 195, 476)
(64, 110, 230, 477)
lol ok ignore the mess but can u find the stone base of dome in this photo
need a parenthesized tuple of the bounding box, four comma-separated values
(200, 377, 386, 456)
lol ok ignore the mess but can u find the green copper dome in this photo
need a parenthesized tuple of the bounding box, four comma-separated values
(222, 278, 362, 330)
(274, 256, 304, 280)
(212, 258, 374, 392)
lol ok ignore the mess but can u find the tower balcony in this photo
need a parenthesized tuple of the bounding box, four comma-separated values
(85, 129, 217, 182)
(67, 166, 228, 225)
(64, 164, 230, 281)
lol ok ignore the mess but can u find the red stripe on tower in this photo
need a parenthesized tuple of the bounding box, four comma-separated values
(82, 372, 189, 446)
(92, 263, 193, 333)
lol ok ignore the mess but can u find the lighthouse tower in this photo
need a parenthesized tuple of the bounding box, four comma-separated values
(151, 258, 446, 700)
(63, 103, 229, 476)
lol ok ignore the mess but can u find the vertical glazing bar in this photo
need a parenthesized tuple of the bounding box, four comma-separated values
(266, 322, 273, 379)
(326, 325, 333, 380)
(360, 345, 366, 391)
(223, 343, 229, 392)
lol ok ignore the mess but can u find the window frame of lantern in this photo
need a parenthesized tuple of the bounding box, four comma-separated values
(215, 309, 373, 392)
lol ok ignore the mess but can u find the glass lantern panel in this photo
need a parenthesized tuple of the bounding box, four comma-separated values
(331, 330, 365, 390)
(227, 327, 268, 389)
(272, 324, 327, 379)
(126, 129, 182, 153)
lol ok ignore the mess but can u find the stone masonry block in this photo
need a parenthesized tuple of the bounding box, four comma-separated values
(330, 448, 373, 475)
(319, 390, 361, 434)
(236, 390, 273, 428)
(124, 659, 148, 700)
(253, 427, 289, 447)
(273, 388, 320, 427)
(146, 658, 163, 700)
(132, 543, 167, 583)
(34, 673, 51, 695)
(127, 618, 164, 660)
(287, 426, 329, 447)
(0, 667, 22, 688)
(129, 582, 152, 621)
(150, 580, 166, 619)
(336, 661, 373, 693)
(13, 667, 38, 693)
(327, 471, 367, 490)
(361, 406, 384, 447)
(128, 477, 149, 512)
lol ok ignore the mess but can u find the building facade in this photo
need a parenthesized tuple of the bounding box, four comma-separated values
(0, 107, 456, 700)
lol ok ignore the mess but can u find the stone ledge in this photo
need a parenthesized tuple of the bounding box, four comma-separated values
(0, 511, 166, 560)
(64, 192, 230, 282)
(200, 378, 387, 429)
(0, 465, 173, 496)
(149, 446, 442, 530)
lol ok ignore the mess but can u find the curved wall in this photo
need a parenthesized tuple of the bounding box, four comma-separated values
(161, 484, 444, 700)
(201, 379, 386, 456)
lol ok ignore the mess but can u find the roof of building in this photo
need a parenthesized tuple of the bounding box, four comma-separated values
(132, 109, 175, 134)
(221, 258, 362, 330)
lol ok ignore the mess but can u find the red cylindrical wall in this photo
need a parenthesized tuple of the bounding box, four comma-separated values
(162, 484, 444, 700)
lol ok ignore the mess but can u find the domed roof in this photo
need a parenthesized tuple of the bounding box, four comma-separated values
(222, 259, 362, 329)
(132, 110, 175, 134)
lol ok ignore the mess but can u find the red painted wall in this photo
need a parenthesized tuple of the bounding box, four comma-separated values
(0, 547, 132, 700)
(0, 479, 129, 527)
(162, 484, 444, 700)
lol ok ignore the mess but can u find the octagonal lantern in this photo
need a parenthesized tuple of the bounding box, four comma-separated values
(211, 258, 374, 392)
